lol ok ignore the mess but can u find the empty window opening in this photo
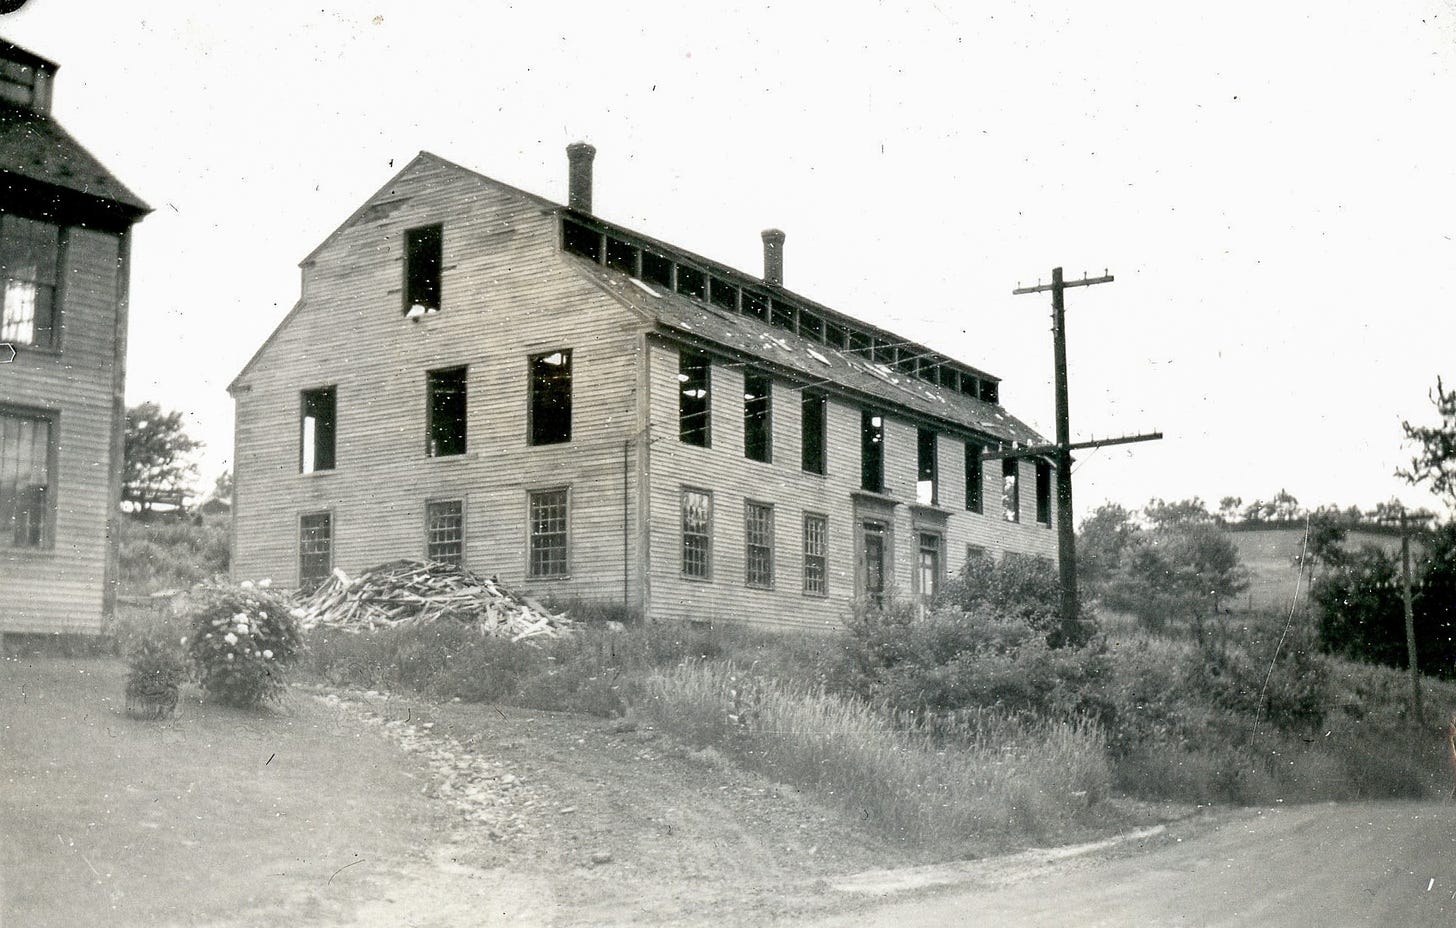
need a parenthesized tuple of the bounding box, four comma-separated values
(529, 488, 569, 578)
(825, 322, 848, 350)
(743, 369, 772, 463)
(848, 330, 871, 357)
(561, 218, 601, 263)
(1, 410, 51, 547)
(709, 276, 738, 311)
(894, 348, 916, 376)
(917, 429, 938, 505)
(964, 442, 984, 514)
(1003, 458, 1020, 522)
(405, 224, 443, 315)
(741, 290, 769, 321)
(980, 380, 999, 404)
(641, 251, 674, 288)
(676, 265, 706, 300)
(861, 520, 887, 608)
(529, 349, 572, 445)
(605, 237, 637, 275)
(803, 513, 828, 596)
(681, 488, 712, 579)
(917, 533, 941, 599)
(770, 299, 796, 331)
(0, 215, 60, 348)
(427, 366, 467, 457)
(861, 410, 884, 493)
(299, 512, 333, 589)
(678, 351, 711, 447)
(426, 500, 464, 565)
(0, 59, 39, 108)
(916, 358, 938, 384)
(300, 386, 337, 473)
(939, 366, 959, 390)
(801, 391, 826, 475)
(1036, 460, 1052, 525)
(959, 374, 978, 397)
(799, 312, 824, 342)
(745, 501, 775, 589)
(872, 338, 893, 365)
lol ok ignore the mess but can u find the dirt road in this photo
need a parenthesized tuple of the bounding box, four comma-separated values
(801, 802, 1456, 927)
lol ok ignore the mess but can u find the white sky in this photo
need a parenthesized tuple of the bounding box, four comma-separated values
(5, 0, 1456, 520)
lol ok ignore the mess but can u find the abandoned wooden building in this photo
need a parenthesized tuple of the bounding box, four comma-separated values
(0, 38, 149, 636)
(229, 145, 1055, 628)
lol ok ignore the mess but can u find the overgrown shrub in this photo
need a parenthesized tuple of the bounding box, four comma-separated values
(933, 550, 1094, 643)
(118, 513, 230, 595)
(124, 630, 188, 719)
(184, 582, 301, 707)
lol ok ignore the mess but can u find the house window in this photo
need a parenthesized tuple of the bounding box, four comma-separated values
(678, 351, 711, 447)
(0, 409, 52, 547)
(710, 277, 738, 311)
(980, 380, 999, 404)
(641, 251, 673, 288)
(426, 499, 464, 565)
(799, 312, 824, 342)
(803, 513, 828, 596)
(561, 218, 601, 262)
(741, 291, 768, 321)
(681, 488, 712, 579)
(743, 369, 772, 463)
(801, 392, 826, 475)
(745, 501, 774, 589)
(917, 429, 938, 505)
(770, 299, 795, 331)
(1003, 458, 1020, 522)
(1036, 460, 1052, 525)
(860, 410, 884, 493)
(299, 512, 333, 589)
(0, 214, 61, 348)
(676, 265, 706, 300)
(966, 544, 987, 564)
(861, 519, 887, 608)
(300, 386, 336, 473)
(529, 349, 572, 445)
(427, 366, 467, 456)
(917, 532, 941, 599)
(404, 224, 443, 315)
(0, 59, 40, 108)
(964, 442, 984, 513)
(605, 237, 637, 274)
(528, 488, 569, 578)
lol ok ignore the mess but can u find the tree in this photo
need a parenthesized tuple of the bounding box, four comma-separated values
(1217, 496, 1243, 525)
(1398, 376, 1456, 509)
(1077, 502, 1140, 587)
(124, 402, 201, 514)
(1143, 497, 1214, 529)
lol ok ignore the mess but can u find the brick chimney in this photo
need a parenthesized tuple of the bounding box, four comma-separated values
(761, 229, 785, 288)
(566, 142, 596, 213)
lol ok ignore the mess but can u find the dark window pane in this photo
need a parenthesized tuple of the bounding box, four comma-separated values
(676, 265, 706, 300)
(1036, 460, 1052, 524)
(770, 299, 795, 331)
(743, 370, 771, 463)
(529, 349, 572, 445)
(1003, 459, 1020, 522)
(427, 367, 467, 456)
(801, 392, 826, 475)
(710, 277, 737, 311)
(965, 442, 984, 513)
(849, 331, 871, 358)
(301, 386, 336, 472)
(799, 312, 823, 342)
(741, 291, 768, 320)
(562, 219, 601, 262)
(605, 237, 636, 274)
(405, 224, 443, 313)
(917, 429, 938, 505)
(861, 410, 884, 493)
(980, 380, 999, 404)
(641, 251, 673, 288)
(678, 351, 711, 447)
(299, 512, 332, 588)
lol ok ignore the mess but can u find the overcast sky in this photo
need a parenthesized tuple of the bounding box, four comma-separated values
(5, 0, 1455, 520)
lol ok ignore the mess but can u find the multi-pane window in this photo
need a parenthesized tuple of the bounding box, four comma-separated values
(427, 366, 467, 456)
(681, 488, 712, 579)
(745, 501, 775, 589)
(917, 429, 938, 505)
(861, 410, 884, 493)
(917, 532, 941, 599)
(679, 351, 711, 447)
(300, 386, 336, 473)
(528, 489, 569, 578)
(801, 392, 826, 475)
(1003, 459, 1020, 523)
(1036, 460, 1052, 525)
(529, 349, 572, 445)
(964, 442, 984, 513)
(299, 512, 332, 588)
(405, 224, 442, 315)
(803, 513, 827, 596)
(1, 410, 51, 547)
(743, 369, 772, 463)
(1, 215, 61, 348)
(426, 499, 464, 565)
(861, 520, 887, 608)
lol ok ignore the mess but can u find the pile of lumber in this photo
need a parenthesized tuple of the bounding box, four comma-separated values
(296, 559, 572, 641)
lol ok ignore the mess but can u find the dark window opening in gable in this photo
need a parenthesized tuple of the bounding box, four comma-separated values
(799, 312, 824, 342)
(743, 369, 772, 463)
(801, 391, 826, 475)
(641, 250, 673, 288)
(300, 386, 337, 473)
(676, 265, 707, 300)
(741, 290, 769, 321)
(964, 442, 984, 513)
(678, 350, 711, 447)
(1002, 458, 1020, 522)
(1, 410, 52, 547)
(1036, 460, 1052, 525)
(561, 218, 601, 262)
(529, 349, 572, 445)
(605, 237, 637, 275)
(849, 331, 871, 357)
(426, 499, 464, 565)
(861, 410, 884, 493)
(980, 380, 999, 405)
(299, 512, 333, 590)
(427, 366, 468, 457)
(709, 276, 738, 311)
(405, 224, 443, 315)
(770, 299, 795, 331)
(0, 214, 61, 349)
(825, 322, 848, 350)
(917, 428, 938, 505)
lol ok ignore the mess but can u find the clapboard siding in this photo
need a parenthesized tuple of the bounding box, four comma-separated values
(2, 228, 123, 634)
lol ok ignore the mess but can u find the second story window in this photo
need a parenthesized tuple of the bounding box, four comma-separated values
(964, 442, 984, 513)
(404, 224, 442, 316)
(679, 350, 711, 447)
(1036, 460, 1053, 525)
(917, 428, 938, 505)
(1003, 458, 1020, 523)
(743, 369, 771, 463)
(529, 349, 572, 445)
(300, 386, 336, 473)
(860, 410, 884, 494)
(427, 366, 467, 457)
(0, 214, 61, 348)
(801, 392, 826, 475)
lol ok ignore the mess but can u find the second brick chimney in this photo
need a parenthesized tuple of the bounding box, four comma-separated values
(761, 228, 785, 288)
(566, 142, 596, 213)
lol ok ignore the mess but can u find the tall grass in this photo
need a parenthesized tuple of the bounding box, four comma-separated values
(117, 514, 230, 595)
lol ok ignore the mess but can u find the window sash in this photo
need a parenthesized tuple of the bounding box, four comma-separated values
(681, 488, 712, 578)
(0, 412, 51, 547)
(0, 215, 61, 348)
(803, 513, 827, 596)
(745, 502, 774, 588)
(529, 349, 573, 445)
(678, 352, 711, 447)
(299, 512, 333, 586)
(528, 489, 569, 577)
(426, 500, 464, 565)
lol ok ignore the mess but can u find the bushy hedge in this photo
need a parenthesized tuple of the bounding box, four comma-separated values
(184, 582, 302, 707)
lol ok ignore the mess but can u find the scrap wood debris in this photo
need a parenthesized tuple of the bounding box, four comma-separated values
(295, 559, 572, 641)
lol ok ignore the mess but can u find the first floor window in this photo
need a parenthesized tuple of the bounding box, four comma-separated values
(426, 499, 464, 565)
(861, 519, 887, 608)
(1, 410, 51, 547)
(528, 488, 569, 578)
(803, 513, 827, 596)
(299, 512, 333, 588)
(0, 214, 61, 348)
(745, 501, 775, 588)
(917, 532, 941, 599)
(681, 487, 712, 579)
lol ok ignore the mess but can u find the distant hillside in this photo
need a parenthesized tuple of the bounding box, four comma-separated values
(1225, 525, 1411, 614)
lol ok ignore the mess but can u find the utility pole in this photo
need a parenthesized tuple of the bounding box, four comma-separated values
(1367, 503, 1436, 725)
(1005, 267, 1161, 645)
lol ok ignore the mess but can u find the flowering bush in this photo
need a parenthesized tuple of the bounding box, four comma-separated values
(184, 581, 302, 707)
(124, 630, 189, 720)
